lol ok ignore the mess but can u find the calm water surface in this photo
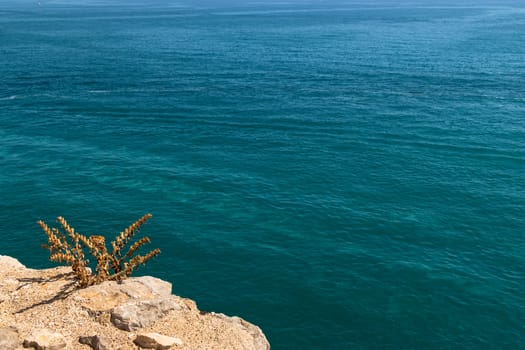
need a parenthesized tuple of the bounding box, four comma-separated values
(1, 1, 524, 349)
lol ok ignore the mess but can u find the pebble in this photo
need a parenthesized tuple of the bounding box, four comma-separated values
(134, 332, 183, 349)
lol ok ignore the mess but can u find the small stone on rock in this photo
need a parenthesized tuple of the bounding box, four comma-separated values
(79, 335, 110, 350)
(134, 333, 183, 349)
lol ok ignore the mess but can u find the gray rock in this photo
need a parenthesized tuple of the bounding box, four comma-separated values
(0, 327, 19, 350)
(120, 276, 172, 298)
(110, 297, 180, 331)
(134, 332, 183, 349)
(79, 335, 110, 350)
(22, 328, 66, 350)
(76, 276, 173, 313)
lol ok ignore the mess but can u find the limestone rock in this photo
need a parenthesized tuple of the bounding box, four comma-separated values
(0, 255, 270, 350)
(78, 335, 110, 350)
(0, 256, 26, 270)
(0, 327, 19, 350)
(76, 276, 173, 312)
(211, 313, 270, 350)
(23, 329, 66, 350)
(121, 276, 172, 298)
(111, 298, 180, 331)
(134, 332, 183, 349)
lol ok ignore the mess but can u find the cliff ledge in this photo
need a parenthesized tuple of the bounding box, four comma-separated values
(0, 255, 270, 350)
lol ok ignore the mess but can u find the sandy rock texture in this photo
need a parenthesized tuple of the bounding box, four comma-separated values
(0, 255, 270, 350)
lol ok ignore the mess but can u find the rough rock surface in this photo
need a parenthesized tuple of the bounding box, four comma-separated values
(75, 276, 173, 313)
(0, 327, 19, 350)
(134, 332, 183, 349)
(0, 255, 270, 350)
(78, 335, 110, 350)
(111, 298, 180, 331)
(23, 328, 67, 350)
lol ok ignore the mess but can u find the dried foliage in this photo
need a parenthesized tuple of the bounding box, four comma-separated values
(38, 214, 161, 288)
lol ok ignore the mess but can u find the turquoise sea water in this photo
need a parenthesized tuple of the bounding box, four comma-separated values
(1, 1, 524, 348)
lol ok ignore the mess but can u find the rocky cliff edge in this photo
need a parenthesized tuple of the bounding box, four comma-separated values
(0, 255, 270, 350)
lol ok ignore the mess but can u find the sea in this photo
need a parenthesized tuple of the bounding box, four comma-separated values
(0, 0, 524, 349)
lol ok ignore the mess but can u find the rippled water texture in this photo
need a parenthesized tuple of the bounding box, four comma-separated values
(1, 1, 524, 349)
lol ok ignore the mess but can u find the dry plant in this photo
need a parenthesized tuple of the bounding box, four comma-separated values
(38, 213, 161, 288)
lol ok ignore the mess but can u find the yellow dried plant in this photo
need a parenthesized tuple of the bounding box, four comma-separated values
(38, 213, 161, 288)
